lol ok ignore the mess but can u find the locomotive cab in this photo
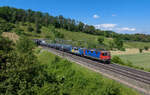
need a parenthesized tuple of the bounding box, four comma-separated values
(100, 51, 111, 64)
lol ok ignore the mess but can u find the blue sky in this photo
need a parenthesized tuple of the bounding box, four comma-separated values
(0, 0, 150, 34)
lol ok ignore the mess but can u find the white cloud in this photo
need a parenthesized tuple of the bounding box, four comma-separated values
(94, 24, 136, 33)
(116, 27, 136, 32)
(93, 14, 100, 19)
(94, 24, 117, 29)
(112, 14, 116, 16)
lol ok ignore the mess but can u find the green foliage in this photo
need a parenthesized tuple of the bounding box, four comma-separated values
(53, 30, 64, 38)
(0, 6, 114, 37)
(117, 53, 150, 71)
(16, 36, 35, 54)
(1, 6, 150, 42)
(13, 28, 24, 35)
(0, 35, 139, 94)
(139, 48, 143, 53)
(112, 56, 125, 65)
(37, 51, 139, 95)
(98, 36, 104, 44)
(108, 40, 115, 50)
(0, 17, 15, 32)
(112, 56, 136, 68)
(0, 36, 14, 69)
(0, 36, 62, 95)
(27, 25, 34, 32)
(144, 46, 149, 51)
(114, 37, 124, 50)
(35, 21, 41, 33)
(112, 55, 150, 72)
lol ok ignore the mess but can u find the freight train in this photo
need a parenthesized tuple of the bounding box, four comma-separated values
(34, 39, 111, 64)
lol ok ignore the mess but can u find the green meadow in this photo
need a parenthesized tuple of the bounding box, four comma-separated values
(117, 53, 150, 70)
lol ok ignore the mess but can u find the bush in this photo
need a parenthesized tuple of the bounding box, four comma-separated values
(27, 25, 34, 32)
(144, 46, 149, 51)
(16, 36, 35, 54)
(114, 37, 124, 50)
(98, 36, 104, 44)
(120, 47, 126, 51)
(13, 27, 24, 35)
(112, 56, 125, 65)
(108, 41, 115, 50)
(139, 48, 143, 53)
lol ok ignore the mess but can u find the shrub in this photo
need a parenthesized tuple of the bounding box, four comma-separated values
(144, 46, 149, 51)
(139, 48, 143, 53)
(14, 28, 24, 35)
(16, 36, 35, 54)
(120, 47, 126, 51)
(112, 56, 125, 65)
(27, 25, 34, 32)
(98, 36, 104, 44)
(108, 41, 115, 50)
(114, 37, 124, 50)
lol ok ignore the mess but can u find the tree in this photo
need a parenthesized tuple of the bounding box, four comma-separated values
(78, 22, 84, 31)
(98, 36, 104, 44)
(27, 25, 34, 32)
(0, 18, 14, 32)
(35, 19, 41, 33)
(0, 36, 14, 69)
(114, 37, 124, 50)
(0, 35, 63, 95)
(16, 36, 35, 54)
(108, 41, 115, 50)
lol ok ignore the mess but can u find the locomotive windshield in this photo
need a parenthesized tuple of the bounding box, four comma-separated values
(102, 52, 110, 56)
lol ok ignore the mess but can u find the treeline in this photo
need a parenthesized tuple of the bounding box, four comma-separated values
(0, 6, 150, 42)
(118, 34, 150, 42)
(0, 6, 113, 36)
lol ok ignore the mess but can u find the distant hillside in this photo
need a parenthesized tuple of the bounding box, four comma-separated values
(1, 6, 150, 42)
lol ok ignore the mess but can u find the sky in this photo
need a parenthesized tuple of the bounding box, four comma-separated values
(0, 0, 150, 34)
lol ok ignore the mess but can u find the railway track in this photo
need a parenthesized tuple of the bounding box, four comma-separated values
(42, 46, 150, 94)
(42, 46, 150, 84)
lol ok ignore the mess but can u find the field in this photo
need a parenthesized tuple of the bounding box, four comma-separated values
(117, 53, 150, 70)
(111, 48, 150, 55)
(36, 49, 139, 95)
(124, 41, 150, 48)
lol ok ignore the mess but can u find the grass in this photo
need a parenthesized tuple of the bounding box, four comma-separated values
(117, 53, 150, 70)
(124, 41, 150, 48)
(36, 49, 139, 95)
(7, 22, 150, 49)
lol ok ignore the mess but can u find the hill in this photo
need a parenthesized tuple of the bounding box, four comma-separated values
(1, 6, 150, 43)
